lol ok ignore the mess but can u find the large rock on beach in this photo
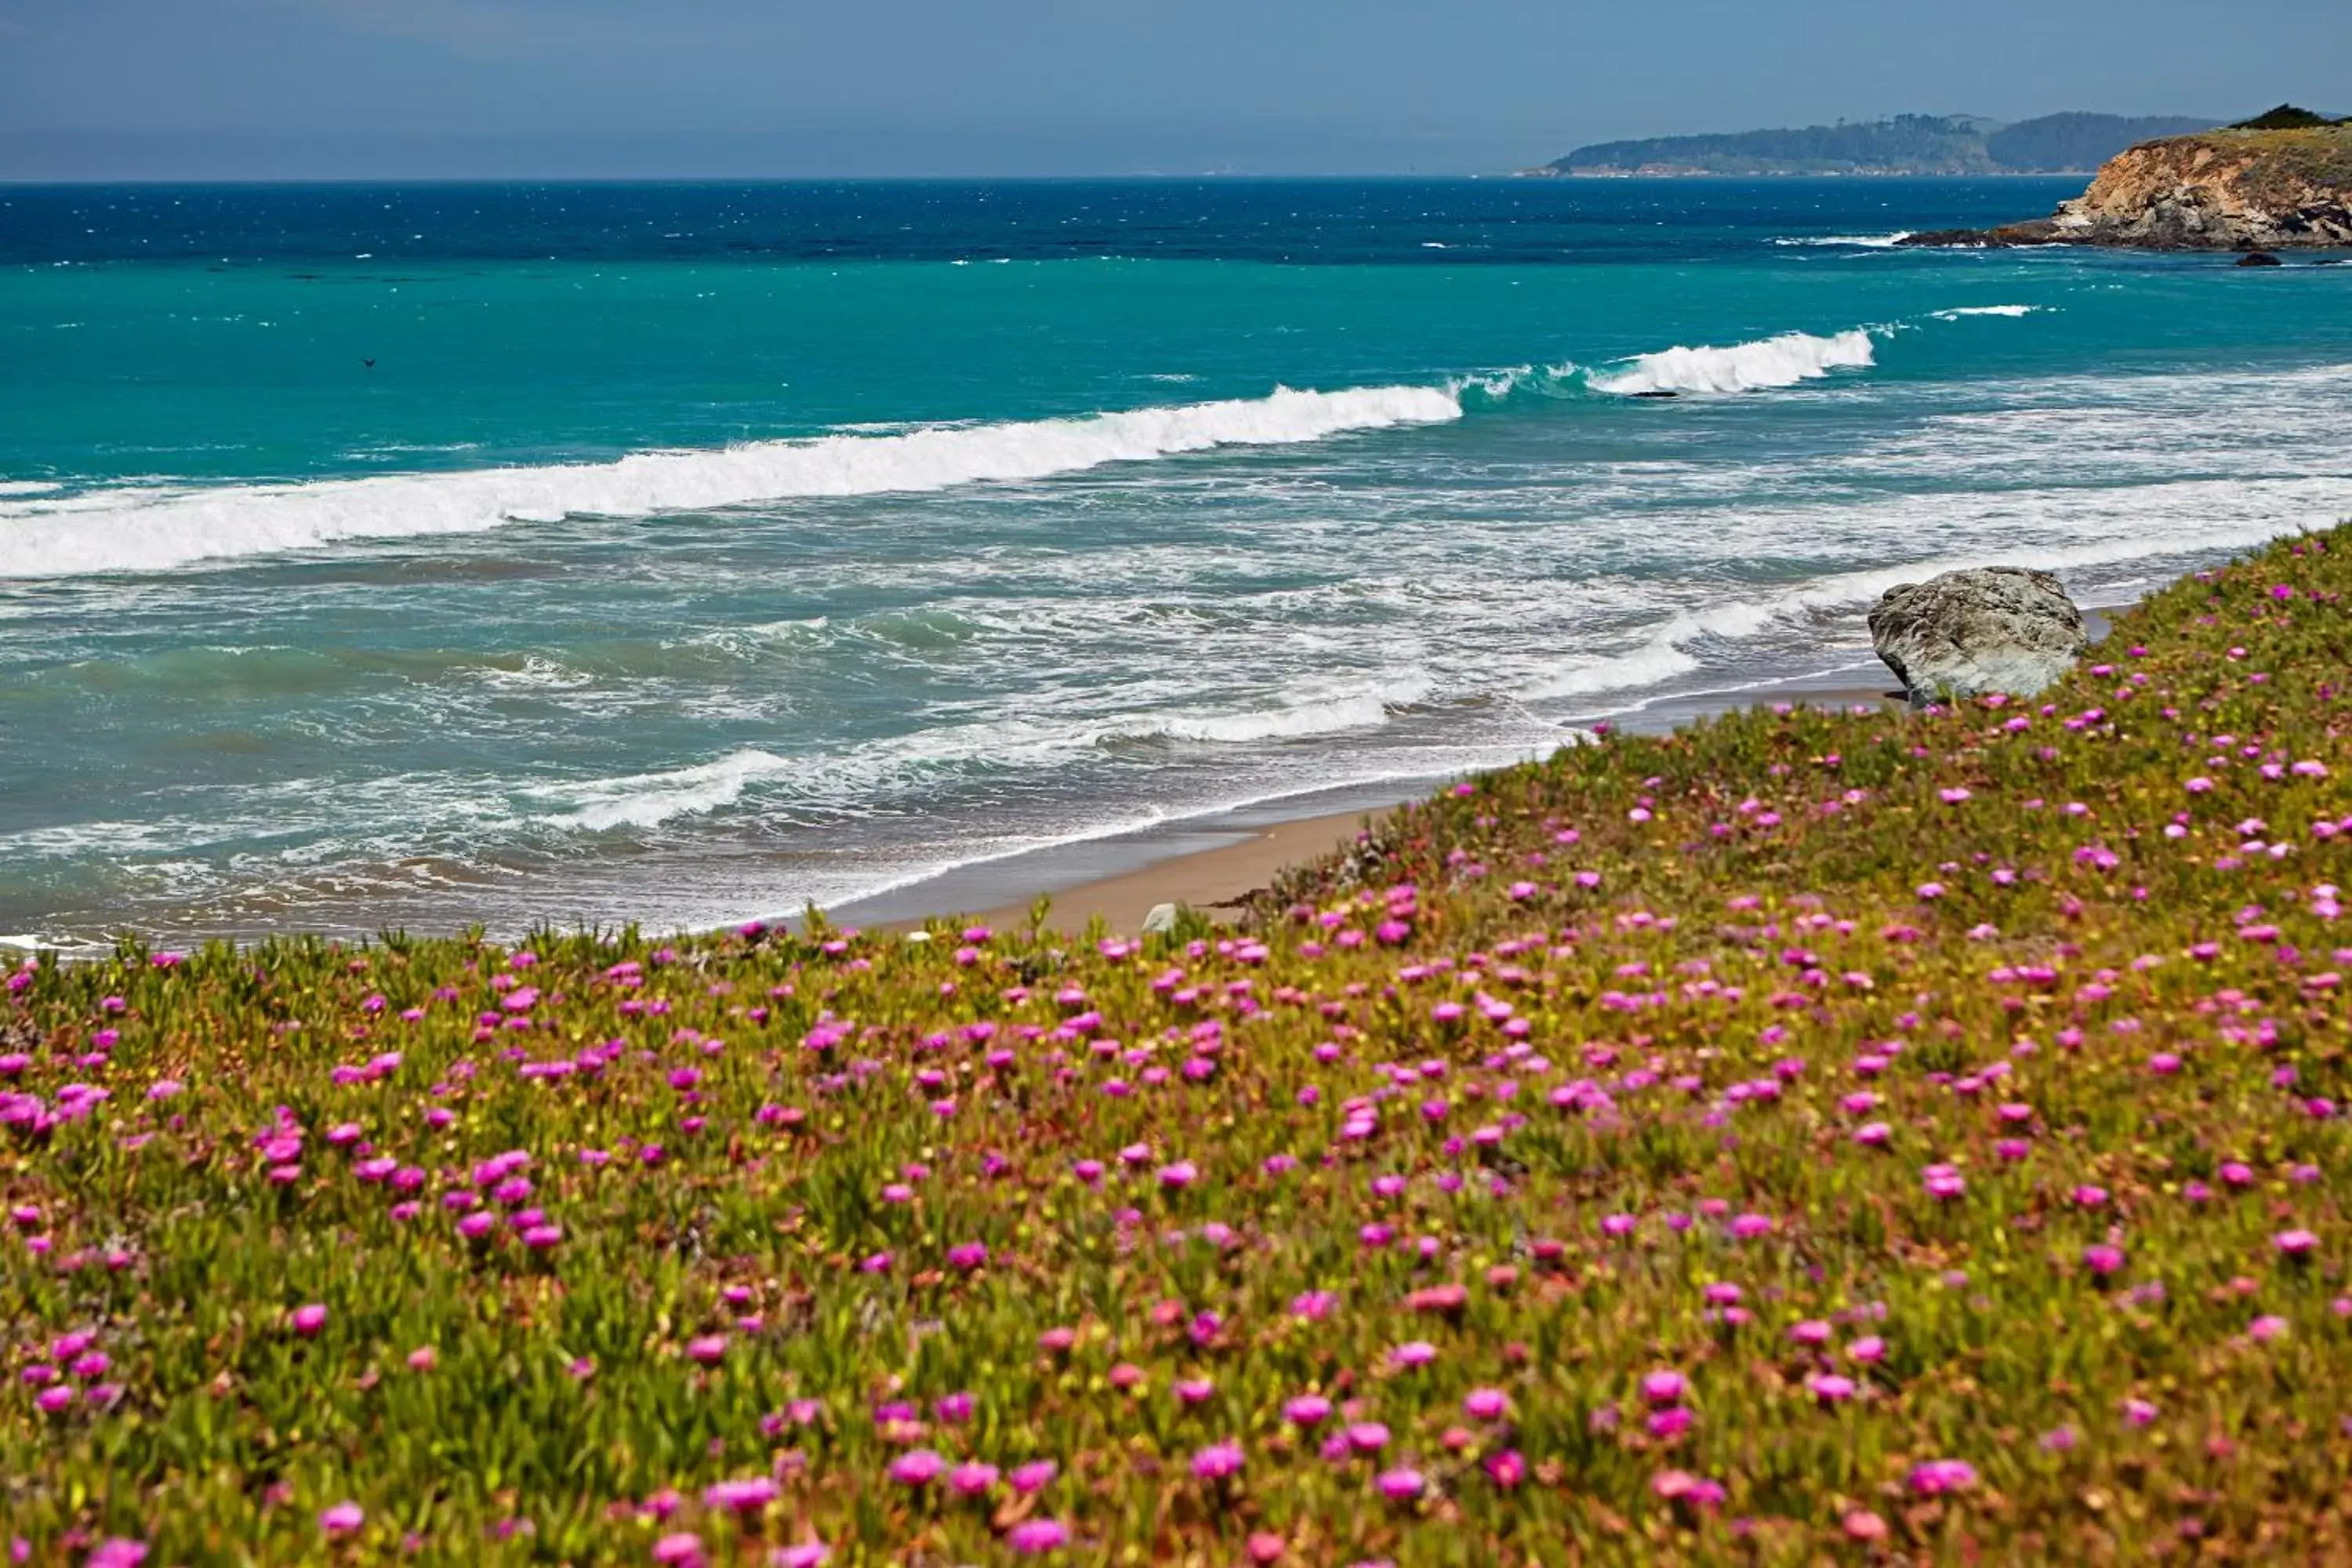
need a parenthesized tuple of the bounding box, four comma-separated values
(1868, 567, 2089, 708)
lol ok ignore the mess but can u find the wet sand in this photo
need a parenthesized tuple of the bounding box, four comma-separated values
(838, 660, 1907, 936)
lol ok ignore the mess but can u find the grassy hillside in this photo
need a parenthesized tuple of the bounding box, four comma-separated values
(2200, 125, 2352, 194)
(5, 529, 2350, 1563)
(1545, 112, 2215, 176)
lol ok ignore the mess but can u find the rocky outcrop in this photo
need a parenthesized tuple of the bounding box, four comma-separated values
(1868, 568, 2089, 708)
(1900, 125, 2352, 250)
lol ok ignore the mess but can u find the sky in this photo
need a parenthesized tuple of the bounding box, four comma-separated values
(2, 0, 2345, 179)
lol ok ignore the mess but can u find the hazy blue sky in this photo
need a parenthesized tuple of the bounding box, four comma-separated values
(2, 0, 2343, 177)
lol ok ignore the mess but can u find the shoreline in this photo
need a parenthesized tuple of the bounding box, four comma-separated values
(834, 612, 2114, 937)
(832, 660, 1908, 936)
(0, 625, 2116, 957)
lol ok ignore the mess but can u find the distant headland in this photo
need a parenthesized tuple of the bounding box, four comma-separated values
(1897, 106, 2352, 251)
(1526, 111, 2220, 178)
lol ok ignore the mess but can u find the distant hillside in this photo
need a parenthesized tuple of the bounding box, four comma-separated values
(1537, 112, 2218, 176)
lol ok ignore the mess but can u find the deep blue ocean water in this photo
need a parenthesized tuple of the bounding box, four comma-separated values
(2, 179, 2347, 946)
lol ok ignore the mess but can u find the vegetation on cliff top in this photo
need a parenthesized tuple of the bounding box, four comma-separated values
(2203, 124, 2352, 196)
(2231, 106, 2350, 132)
(6, 529, 2352, 1564)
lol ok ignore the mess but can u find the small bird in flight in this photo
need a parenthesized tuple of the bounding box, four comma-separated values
(362, 358, 376, 369)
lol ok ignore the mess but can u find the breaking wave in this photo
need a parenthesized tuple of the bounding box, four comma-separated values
(1772, 232, 1915, 249)
(3, 315, 2012, 580)
(1587, 329, 1880, 396)
(0, 383, 1462, 579)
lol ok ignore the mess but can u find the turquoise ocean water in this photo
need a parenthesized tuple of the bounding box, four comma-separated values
(2, 180, 2347, 945)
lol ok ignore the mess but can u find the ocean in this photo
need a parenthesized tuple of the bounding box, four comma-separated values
(2, 178, 2347, 948)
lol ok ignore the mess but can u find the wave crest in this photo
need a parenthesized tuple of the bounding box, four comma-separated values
(1929, 304, 2043, 321)
(1588, 330, 1878, 396)
(0, 383, 1462, 579)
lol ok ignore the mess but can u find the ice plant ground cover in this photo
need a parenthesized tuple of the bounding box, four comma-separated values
(5, 531, 2350, 1566)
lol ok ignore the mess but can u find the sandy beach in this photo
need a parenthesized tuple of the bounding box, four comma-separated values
(840, 663, 1907, 935)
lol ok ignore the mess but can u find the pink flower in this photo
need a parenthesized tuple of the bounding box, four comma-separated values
(1010, 1460, 1058, 1494)
(2275, 1228, 2318, 1258)
(1190, 1440, 1244, 1480)
(651, 1534, 705, 1567)
(685, 1334, 727, 1364)
(1650, 1469, 1726, 1508)
(888, 1450, 945, 1486)
(1388, 1340, 1436, 1370)
(1462, 1387, 1509, 1421)
(2082, 1244, 2126, 1277)
(1907, 1458, 1977, 1496)
(1484, 1449, 1526, 1488)
(2123, 1397, 2159, 1427)
(2250, 1314, 2289, 1343)
(949, 1461, 999, 1497)
(1157, 1161, 1197, 1189)
(704, 1477, 778, 1513)
(1285, 1394, 1332, 1426)
(1806, 1373, 1857, 1404)
(1345, 1421, 1390, 1454)
(1374, 1467, 1425, 1501)
(1007, 1520, 1069, 1555)
(318, 1502, 364, 1537)
(1843, 1509, 1889, 1542)
(289, 1303, 328, 1338)
(1639, 1370, 1686, 1406)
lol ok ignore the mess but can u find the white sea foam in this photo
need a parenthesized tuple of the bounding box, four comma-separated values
(0, 481, 60, 496)
(0, 383, 1462, 579)
(537, 748, 802, 832)
(473, 655, 594, 691)
(1131, 683, 1421, 744)
(1773, 232, 1915, 249)
(1930, 304, 2043, 320)
(1518, 601, 1780, 700)
(1588, 329, 1878, 396)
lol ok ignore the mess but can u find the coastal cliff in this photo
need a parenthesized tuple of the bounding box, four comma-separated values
(1902, 119, 2352, 249)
